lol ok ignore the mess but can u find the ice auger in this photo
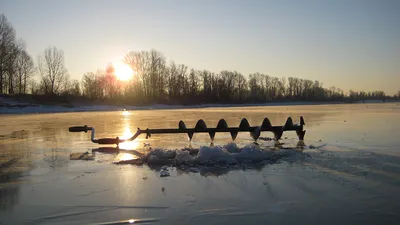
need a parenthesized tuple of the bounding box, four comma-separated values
(69, 117, 305, 146)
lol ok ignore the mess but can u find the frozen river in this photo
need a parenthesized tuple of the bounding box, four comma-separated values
(1, 103, 400, 225)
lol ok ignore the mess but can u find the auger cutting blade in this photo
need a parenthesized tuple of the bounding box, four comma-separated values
(250, 126, 261, 141)
(239, 118, 250, 129)
(187, 132, 194, 141)
(209, 132, 216, 141)
(195, 119, 207, 130)
(217, 119, 228, 129)
(230, 131, 238, 141)
(179, 121, 187, 130)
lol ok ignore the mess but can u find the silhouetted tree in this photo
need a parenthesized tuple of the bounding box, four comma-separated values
(3, 42, 22, 94)
(38, 46, 68, 95)
(236, 72, 247, 102)
(0, 14, 17, 94)
(15, 48, 35, 94)
(70, 79, 81, 96)
(82, 71, 104, 99)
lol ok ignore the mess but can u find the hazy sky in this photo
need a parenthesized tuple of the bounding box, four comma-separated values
(1, 0, 399, 94)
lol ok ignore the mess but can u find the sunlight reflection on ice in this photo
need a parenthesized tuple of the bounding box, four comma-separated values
(115, 152, 138, 161)
(122, 110, 131, 116)
(119, 125, 140, 149)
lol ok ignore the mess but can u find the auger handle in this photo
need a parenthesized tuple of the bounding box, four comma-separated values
(97, 138, 122, 145)
(69, 125, 90, 132)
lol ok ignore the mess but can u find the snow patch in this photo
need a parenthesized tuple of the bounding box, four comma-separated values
(159, 165, 171, 177)
(122, 143, 301, 170)
(233, 144, 273, 162)
(224, 142, 241, 153)
(175, 150, 192, 164)
(196, 145, 236, 165)
(160, 170, 170, 177)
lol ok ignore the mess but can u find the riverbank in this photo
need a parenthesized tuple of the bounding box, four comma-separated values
(0, 95, 394, 114)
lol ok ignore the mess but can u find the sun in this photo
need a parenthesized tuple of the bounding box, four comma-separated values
(113, 61, 134, 81)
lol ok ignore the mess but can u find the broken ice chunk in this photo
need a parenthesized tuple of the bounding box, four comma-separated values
(188, 167, 199, 173)
(161, 165, 169, 171)
(160, 170, 170, 177)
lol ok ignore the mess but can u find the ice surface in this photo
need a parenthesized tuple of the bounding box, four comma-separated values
(175, 150, 192, 163)
(1, 103, 400, 225)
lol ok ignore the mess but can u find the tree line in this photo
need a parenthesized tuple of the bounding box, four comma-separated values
(80, 50, 393, 105)
(1, 14, 398, 105)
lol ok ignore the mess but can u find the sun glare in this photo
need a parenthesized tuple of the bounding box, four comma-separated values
(113, 61, 134, 81)
(119, 126, 140, 150)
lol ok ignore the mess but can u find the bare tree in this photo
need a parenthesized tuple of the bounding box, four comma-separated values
(29, 79, 39, 94)
(188, 69, 199, 97)
(16, 49, 35, 94)
(4, 42, 21, 94)
(166, 61, 178, 100)
(38, 46, 68, 95)
(125, 51, 151, 99)
(0, 14, 17, 94)
(287, 77, 295, 99)
(278, 77, 286, 98)
(236, 72, 247, 102)
(82, 71, 106, 99)
(148, 49, 166, 100)
(68, 79, 81, 96)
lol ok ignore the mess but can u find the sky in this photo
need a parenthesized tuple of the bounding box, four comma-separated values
(1, 0, 399, 94)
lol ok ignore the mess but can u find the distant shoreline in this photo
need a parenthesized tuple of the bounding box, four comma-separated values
(0, 96, 396, 115)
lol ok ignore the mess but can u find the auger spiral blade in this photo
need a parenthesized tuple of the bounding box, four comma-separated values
(187, 132, 194, 141)
(300, 116, 305, 126)
(230, 131, 238, 141)
(179, 121, 187, 129)
(296, 130, 306, 141)
(261, 118, 272, 129)
(239, 118, 250, 129)
(250, 126, 261, 141)
(209, 132, 216, 141)
(284, 117, 294, 130)
(217, 119, 228, 129)
(195, 119, 207, 130)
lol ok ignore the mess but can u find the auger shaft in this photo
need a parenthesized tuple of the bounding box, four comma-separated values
(133, 126, 300, 139)
(68, 117, 306, 145)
